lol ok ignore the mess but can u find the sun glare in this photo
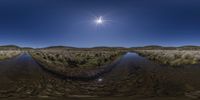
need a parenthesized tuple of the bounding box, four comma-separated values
(95, 16, 103, 24)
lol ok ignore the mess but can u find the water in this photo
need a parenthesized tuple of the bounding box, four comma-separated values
(102, 52, 158, 80)
(0, 52, 199, 99)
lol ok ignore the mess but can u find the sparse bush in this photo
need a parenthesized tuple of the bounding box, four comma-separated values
(30, 49, 125, 77)
(0, 50, 21, 60)
(136, 50, 200, 66)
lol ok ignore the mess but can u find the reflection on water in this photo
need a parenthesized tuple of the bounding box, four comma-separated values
(0, 52, 199, 99)
(97, 78, 103, 82)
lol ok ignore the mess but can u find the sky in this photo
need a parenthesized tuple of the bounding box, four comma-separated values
(0, 0, 200, 48)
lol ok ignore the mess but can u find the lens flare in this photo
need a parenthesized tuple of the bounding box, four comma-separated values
(95, 16, 103, 24)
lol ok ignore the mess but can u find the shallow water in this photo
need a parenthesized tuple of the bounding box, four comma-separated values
(0, 52, 199, 99)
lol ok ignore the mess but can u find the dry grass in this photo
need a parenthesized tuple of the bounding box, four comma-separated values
(30, 49, 124, 77)
(0, 50, 21, 60)
(136, 50, 200, 66)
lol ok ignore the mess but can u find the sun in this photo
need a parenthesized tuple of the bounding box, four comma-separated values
(95, 16, 104, 25)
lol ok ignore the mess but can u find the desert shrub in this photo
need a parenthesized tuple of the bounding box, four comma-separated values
(136, 50, 200, 66)
(30, 49, 125, 75)
(0, 50, 21, 60)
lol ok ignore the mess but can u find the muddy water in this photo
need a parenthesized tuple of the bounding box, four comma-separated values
(0, 52, 199, 99)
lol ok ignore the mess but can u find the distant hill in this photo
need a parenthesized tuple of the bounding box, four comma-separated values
(131, 45, 177, 50)
(178, 45, 200, 50)
(131, 45, 200, 50)
(0, 45, 21, 50)
(143, 45, 163, 49)
(131, 45, 164, 50)
(0, 45, 34, 50)
(43, 46, 77, 50)
(1, 45, 200, 50)
(22, 47, 34, 50)
(92, 46, 126, 49)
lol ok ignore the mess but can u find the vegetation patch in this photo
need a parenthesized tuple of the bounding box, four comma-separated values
(0, 50, 21, 61)
(136, 50, 200, 66)
(30, 49, 125, 77)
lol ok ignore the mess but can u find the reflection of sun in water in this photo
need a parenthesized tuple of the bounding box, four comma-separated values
(98, 78, 103, 82)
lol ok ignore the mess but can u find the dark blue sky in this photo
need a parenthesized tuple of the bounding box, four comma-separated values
(0, 0, 200, 48)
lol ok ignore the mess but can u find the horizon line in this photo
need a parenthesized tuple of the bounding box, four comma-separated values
(1, 44, 200, 49)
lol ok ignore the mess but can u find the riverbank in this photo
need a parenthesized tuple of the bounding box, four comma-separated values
(30, 49, 125, 79)
(4, 96, 191, 100)
(0, 50, 21, 61)
(135, 50, 200, 66)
